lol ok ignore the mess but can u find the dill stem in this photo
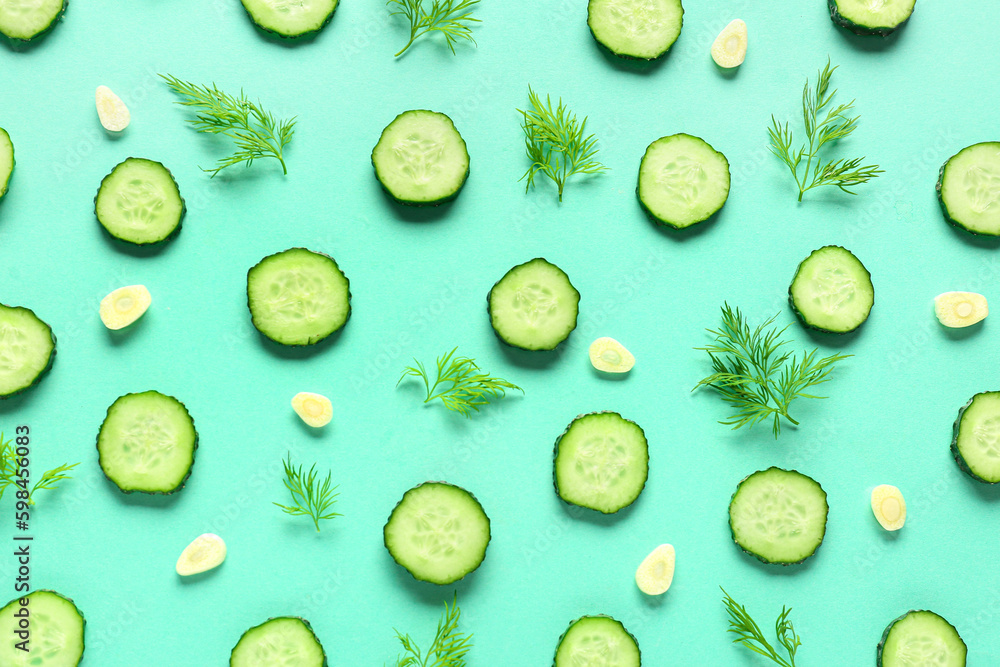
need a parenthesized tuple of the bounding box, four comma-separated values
(395, 32, 419, 56)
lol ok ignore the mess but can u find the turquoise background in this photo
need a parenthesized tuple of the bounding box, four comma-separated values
(2, 0, 999, 663)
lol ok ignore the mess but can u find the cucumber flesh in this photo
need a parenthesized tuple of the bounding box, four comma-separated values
(94, 158, 185, 245)
(230, 617, 327, 667)
(937, 142, 1000, 236)
(372, 110, 469, 206)
(247, 248, 351, 346)
(554, 615, 640, 667)
(0, 0, 64, 41)
(587, 0, 683, 60)
(877, 610, 967, 667)
(239, 0, 338, 38)
(637, 133, 730, 229)
(554, 412, 648, 514)
(789, 245, 874, 333)
(97, 390, 198, 494)
(729, 467, 828, 565)
(488, 258, 580, 351)
(0, 590, 85, 667)
(0, 127, 12, 199)
(0, 304, 55, 398)
(952, 391, 1000, 483)
(383, 482, 491, 585)
(829, 0, 915, 36)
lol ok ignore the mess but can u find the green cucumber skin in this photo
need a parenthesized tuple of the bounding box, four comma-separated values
(876, 610, 967, 666)
(0, 304, 56, 400)
(587, 3, 682, 61)
(728, 466, 828, 566)
(0, 590, 85, 666)
(93, 158, 186, 246)
(0, 127, 13, 200)
(239, 0, 339, 40)
(230, 616, 328, 667)
(371, 110, 470, 207)
(96, 391, 198, 495)
(246, 248, 352, 346)
(936, 147, 1000, 237)
(552, 411, 649, 514)
(382, 481, 492, 585)
(0, 0, 67, 43)
(553, 615, 641, 666)
(828, 0, 912, 36)
(788, 245, 874, 334)
(951, 392, 1000, 484)
(486, 258, 581, 352)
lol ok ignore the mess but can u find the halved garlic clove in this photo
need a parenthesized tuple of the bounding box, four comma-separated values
(96, 85, 130, 133)
(934, 291, 987, 328)
(589, 337, 635, 373)
(99, 285, 151, 330)
(292, 392, 333, 427)
(871, 484, 906, 531)
(711, 19, 748, 68)
(635, 543, 675, 595)
(176, 533, 227, 576)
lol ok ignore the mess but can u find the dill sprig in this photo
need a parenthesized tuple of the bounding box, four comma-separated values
(693, 304, 850, 437)
(392, 594, 472, 667)
(160, 74, 296, 177)
(387, 0, 480, 57)
(519, 87, 608, 202)
(398, 348, 522, 417)
(722, 587, 801, 667)
(273, 453, 341, 532)
(0, 434, 80, 505)
(767, 59, 883, 201)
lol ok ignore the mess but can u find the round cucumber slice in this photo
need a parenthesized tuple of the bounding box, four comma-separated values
(230, 616, 327, 667)
(247, 248, 351, 346)
(877, 610, 967, 667)
(554, 615, 640, 667)
(0, 0, 65, 42)
(0, 127, 13, 199)
(587, 0, 683, 60)
(637, 133, 730, 229)
(488, 258, 580, 351)
(952, 391, 1000, 484)
(0, 590, 85, 667)
(239, 0, 339, 38)
(729, 467, 828, 565)
(789, 245, 874, 334)
(383, 481, 491, 585)
(0, 303, 56, 399)
(829, 0, 916, 37)
(97, 390, 198, 494)
(94, 157, 185, 246)
(937, 142, 1000, 237)
(554, 411, 649, 514)
(372, 110, 470, 206)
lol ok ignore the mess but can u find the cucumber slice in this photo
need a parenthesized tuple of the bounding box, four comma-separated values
(383, 481, 491, 585)
(239, 0, 338, 38)
(829, 0, 915, 37)
(789, 245, 874, 333)
(0, 0, 65, 42)
(637, 133, 731, 229)
(587, 0, 683, 60)
(952, 391, 1000, 484)
(372, 110, 470, 206)
(554, 615, 640, 667)
(488, 258, 580, 351)
(94, 158, 185, 246)
(0, 127, 12, 199)
(937, 142, 1000, 236)
(554, 411, 649, 514)
(0, 590, 85, 667)
(230, 617, 327, 667)
(877, 610, 967, 667)
(247, 248, 351, 346)
(0, 303, 55, 399)
(728, 467, 828, 565)
(97, 390, 198, 494)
